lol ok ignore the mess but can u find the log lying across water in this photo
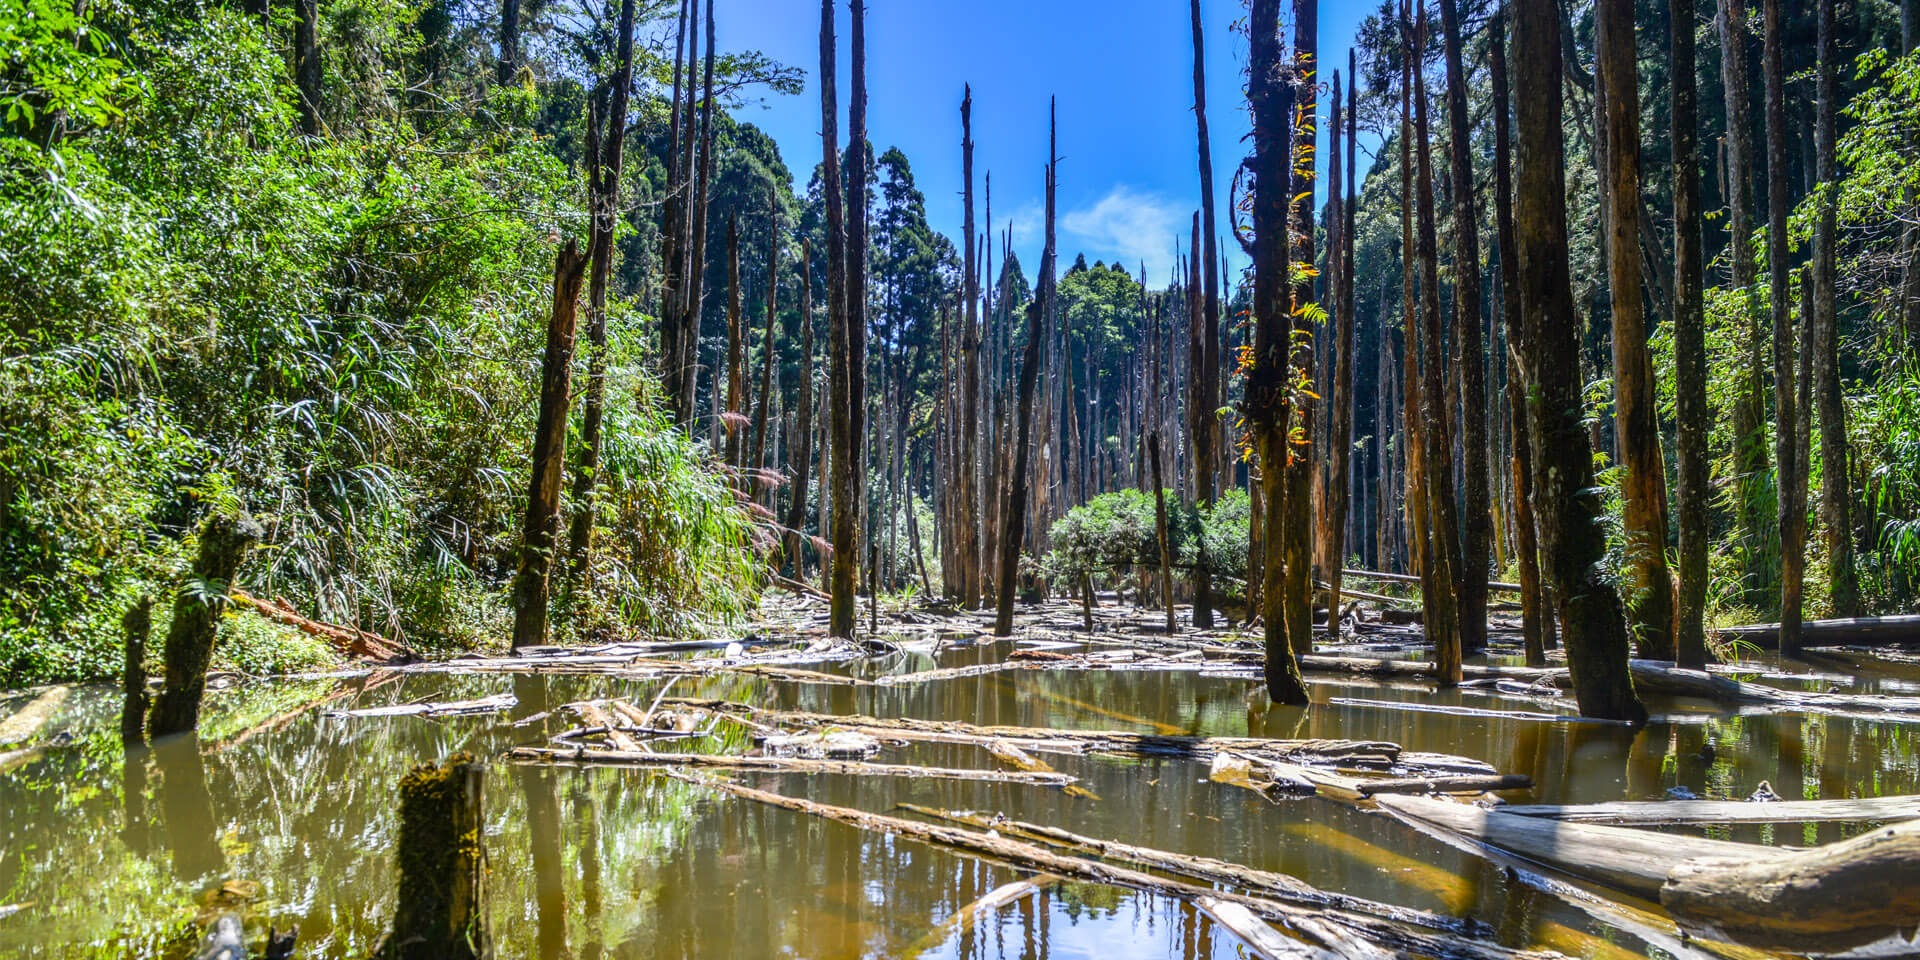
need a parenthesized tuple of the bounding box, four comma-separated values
(1626, 659, 1920, 718)
(902, 874, 1062, 955)
(506, 745, 1080, 786)
(329, 693, 517, 719)
(233, 591, 413, 663)
(1711, 613, 1920, 649)
(1500, 794, 1920, 825)
(665, 773, 1568, 960)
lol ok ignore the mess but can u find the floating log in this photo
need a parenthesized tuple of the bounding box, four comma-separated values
(507, 745, 1079, 786)
(901, 873, 1061, 955)
(0, 686, 68, 747)
(232, 591, 413, 663)
(1627, 659, 1920, 719)
(330, 693, 516, 719)
(898, 804, 1484, 937)
(1373, 795, 1770, 901)
(1500, 794, 1920, 825)
(1660, 820, 1920, 952)
(873, 661, 1022, 686)
(377, 754, 488, 960)
(666, 773, 1562, 960)
(1711, 614, 1920, 650)
(1198, 897, 1337, 960)
(1297, 655, 1565, 684)
(665, 697, 1404, 767)
(1326, 697, 1631, 727)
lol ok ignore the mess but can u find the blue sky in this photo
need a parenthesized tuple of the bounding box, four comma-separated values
(714, 0, 1380, 286)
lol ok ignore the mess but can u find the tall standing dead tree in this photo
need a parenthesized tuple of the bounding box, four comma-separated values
(1812, 0, 1857, 619)
(1512, 0, 1646, 722)
(1718, 0, 1772, 598)
(1763, 0, 1807, 656)
(1673, 0, 1712, 668)
(995, 102, 1057, 639)
(959, 85, 983, 609)
(511, 241, 589, 652)
(1187, 0, 1221, 629)
(1246, 0, 1309, 704)
(821, 0, 856, 636)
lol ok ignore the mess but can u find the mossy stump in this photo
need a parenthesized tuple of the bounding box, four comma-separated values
(379, 754, 489, 960)
(149, 515, 262, 738)
(121, 595, 152, 746)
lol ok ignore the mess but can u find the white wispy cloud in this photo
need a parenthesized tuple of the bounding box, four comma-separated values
(1059, 186, 1187, 282)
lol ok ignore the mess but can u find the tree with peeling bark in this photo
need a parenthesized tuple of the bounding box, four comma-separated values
(1512, 0, 1646, 722)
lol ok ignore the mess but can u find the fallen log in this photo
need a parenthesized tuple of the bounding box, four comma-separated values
(329, 693, 516, 719)
(1373, 795, 1771, 901)
(0, 686, 68, 747)
(901, 873, 1061, 955)
(1341, 569, 1523, 594)
(1711, 613, 1920, 650)
(1500, 794, 1920, 825)
(664, 773, 1566, 960)
(665, 698, 1403, 767)
(1326, 697, 1631, 727)
(873, 661, 1023, 686)
(1296, 656, 1565, 684)
(1197, 897, 1327, 960)
(507, 746, 1079, 786)
(897, 804, 1484, 937)
(985, 742, 1098, 799)
(233, 591, 413, 663)
(1660, 820, 1920, 952)
(1627, 659, 1920, 719)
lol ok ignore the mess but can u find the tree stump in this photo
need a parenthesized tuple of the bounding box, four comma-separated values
(121, 595, 152, 745)
(149, 516, 261, 738)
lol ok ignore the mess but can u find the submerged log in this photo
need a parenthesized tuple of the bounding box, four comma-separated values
(150, 515, 262, 737)
(331, 693, 518, 720)
(1327, 697, 1630, 727)
(1198, 897, 1336, 960)
(1627, 658, 1920, 718)
(668, 773, 1564, 960)
(507, 745, 1079, 786)
(378, 754, 488, 960)
(902, 873, 1061, 955)
(1660, 820, 1920, 952)
(1501, 794, 1920, 825)
(898, 804, 1484, 937)
(0, 686, 68, 747)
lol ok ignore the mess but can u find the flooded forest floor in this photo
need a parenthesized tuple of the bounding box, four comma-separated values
(3, 592, 1920, 959)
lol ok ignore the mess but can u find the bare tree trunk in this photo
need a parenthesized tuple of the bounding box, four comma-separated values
(1413, 0, 1465, 687)
(724, 213, 746, 470)
(1491, 1, 1548, 666)
(1763, 0, 1807, 656)
(1323, 61, 1359, 640)
(751, 212, 780, 503)
(996, 104, 1056, 638)
(294, 0, 322, 136)
(1598, 0, 1676, 659)
(1672, 0, 1711, 668)
(820, 0, 855, 637)
(1513, 0, 1646, 722)
(959, 86, 982, 609)
(1436, 0, 1490, 655)
(1812, 0, 1857, 619)
(496, 0, 520, 86)
(1279, 0, 1320, 659)
(679, 0, 717, 423)
(657, 0, 690, 413)
(1187, 0, 1220, 629)
(512, 242, 589, 652)
(1719, 0, 1772, 600)
(1247, 0, 1309, 703)
(1150, 433, 1176, 634)
(566, 0, 637, 587)
(845, 0, 870, 627)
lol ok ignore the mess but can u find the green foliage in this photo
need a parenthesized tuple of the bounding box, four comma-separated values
(1042, 488, 1247, 595)
(0, 2, 761, 684)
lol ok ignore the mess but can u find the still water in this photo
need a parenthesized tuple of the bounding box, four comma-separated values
(1, 632, 1914, 959)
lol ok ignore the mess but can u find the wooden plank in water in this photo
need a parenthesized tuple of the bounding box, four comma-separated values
(1499, 794, 1920, 825)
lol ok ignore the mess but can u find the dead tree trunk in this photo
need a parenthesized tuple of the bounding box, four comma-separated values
(723, 214, 746, 469)
(1719, 0, 1772, 600)
(511, 241, 589, 652)
(378, 755, 488, 960)
(1672, 0, 1711, 668)
(1763, 0, 1807, 656)
(495, 0, 520, 86)
(1150, 433, 1176, 634)
(148, 516, 261, 738)
(1513, 0, 1646, 722)
(959, 86, 982, 609)
(566, 0, 637, 585)
(1324, 63, 1359, 640)
(995, 105, 1056, 638)
(1812, 0, 1857, 619)
(784, 240, 816, 574)
(1436, 0, 1490, 656)
(1279, 0, 1320, 659)
(1491, 2, 1549, 666)
(1598, 0, 1676, 660)
(294, 0, 322, 136)
(820, 0, 856, 637)
(656, 0, 690, 418)
(847, 0, 870, 614)
(1246, 0, 1309, 704)
(1187, 0, 1220, 629)
(1412, 1, 1465, 687)
(751, 212, 780, 503)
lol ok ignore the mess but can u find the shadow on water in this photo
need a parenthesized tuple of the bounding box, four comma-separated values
(2, 637, 1918, 958)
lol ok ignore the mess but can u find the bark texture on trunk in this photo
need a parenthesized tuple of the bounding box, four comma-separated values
(1246, 0, 1308, 704)
(378, 755, 488, 960)
(1513, 0, 1646, 722)
(1764, 0, 1807, 656)
(1812, 0, 1857, 619)
(1719, 0, 1772, 600)
(820, 0, 855, 637)
(1598, 0, 1676, 660)
(995, 107, 1055, 638)
(1187, 0, 1220, 629)
(1673, 0, 1711, 668)
(511, 241, 589, 652)
(150, 515, 262, 737)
